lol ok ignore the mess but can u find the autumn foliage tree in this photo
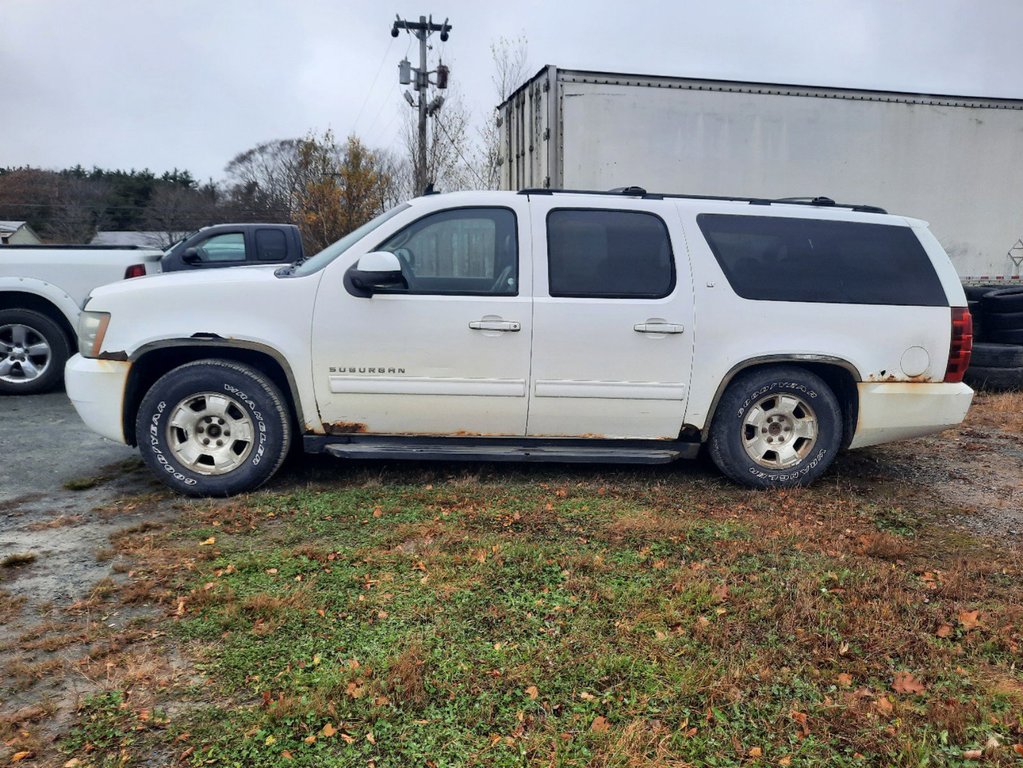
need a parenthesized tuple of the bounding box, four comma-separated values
(294, 131, 393, 253)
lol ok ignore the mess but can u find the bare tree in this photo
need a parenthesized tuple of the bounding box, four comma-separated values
(142, 185, 219, 246)
(478, 35, 530, 190)
(223, 139, 304, 221)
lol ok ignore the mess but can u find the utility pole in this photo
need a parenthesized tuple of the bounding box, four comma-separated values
(392, 14, 451, 196)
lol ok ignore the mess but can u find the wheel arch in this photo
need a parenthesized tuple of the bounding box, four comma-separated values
(697, 356, 860, 448)
(123, 339, 305, 446)
(0, 290, 77, 350)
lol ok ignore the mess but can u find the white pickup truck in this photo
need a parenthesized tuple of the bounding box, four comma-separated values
(0, 246, 163, 394)
(66, 188, 974, 496)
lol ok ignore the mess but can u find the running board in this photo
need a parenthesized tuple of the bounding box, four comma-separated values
(307, 436, 699, 464)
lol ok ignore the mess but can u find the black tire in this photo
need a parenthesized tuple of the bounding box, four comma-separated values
(0, 308, 71, 395)
(983, 310, 1023, 332)
(988, 327, 1023, 345)
(969, 302, 986, 342)
(969, 343, 1023, 369)
(708, 366, 843, 489)
(964, 366, 1023, 392)
(981, 287, 1023, 313)
(136, 359, 292, 497)
(963, 285, 998, 302)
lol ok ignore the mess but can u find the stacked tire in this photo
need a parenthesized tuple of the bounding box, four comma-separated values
(965, 286, 1023, 391)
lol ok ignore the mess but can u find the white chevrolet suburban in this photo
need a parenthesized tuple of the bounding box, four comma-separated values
(65, 188, 974, 496)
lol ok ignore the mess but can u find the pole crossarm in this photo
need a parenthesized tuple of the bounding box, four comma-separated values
(391, 13, 452, 196)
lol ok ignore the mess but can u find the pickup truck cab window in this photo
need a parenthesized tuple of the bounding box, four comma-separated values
(374, 207, 518, 296)
(196, 232, 246, 262)
(255, 229, 287, 261)
(547, 209, 675, 299)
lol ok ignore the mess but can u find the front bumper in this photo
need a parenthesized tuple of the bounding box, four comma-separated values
(848, 381, 974, 449)
(65, 354, 131, 444)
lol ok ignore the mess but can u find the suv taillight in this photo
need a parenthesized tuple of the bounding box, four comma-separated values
(124, 264, 146, 279)
(944, 307, 972, 383)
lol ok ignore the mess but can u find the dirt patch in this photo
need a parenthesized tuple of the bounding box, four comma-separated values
(833, 392, 1023, 539)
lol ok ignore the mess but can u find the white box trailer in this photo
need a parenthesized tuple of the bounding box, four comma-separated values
(497, 66, 1023, 284)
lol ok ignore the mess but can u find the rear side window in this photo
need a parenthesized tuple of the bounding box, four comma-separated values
(255, 229, 287, 261)
(697, 214, 947, 306)
(547, 209, 675, 298)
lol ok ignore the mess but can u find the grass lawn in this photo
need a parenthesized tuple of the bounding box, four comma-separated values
(46, 449, 1023, 767)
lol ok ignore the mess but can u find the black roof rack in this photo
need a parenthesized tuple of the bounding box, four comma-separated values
(516, 187, 887, 214)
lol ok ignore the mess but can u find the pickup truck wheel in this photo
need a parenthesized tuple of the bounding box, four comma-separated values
(136, 360, 292, 497)
(708, 367, 842, 489)
(0, 309, 70, 395)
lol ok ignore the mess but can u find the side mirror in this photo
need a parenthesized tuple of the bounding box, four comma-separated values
(182, 246, 202, 264)
(348, 251, 407, 295)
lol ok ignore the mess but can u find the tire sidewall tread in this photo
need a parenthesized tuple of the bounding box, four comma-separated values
(135, 359, 291, 496)
(708, 366, 842, 489)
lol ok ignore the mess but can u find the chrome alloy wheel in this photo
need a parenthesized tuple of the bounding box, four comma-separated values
(741, 392, 818, 469)
(167, 392, 255, 475)
(0, 323, 52, 385)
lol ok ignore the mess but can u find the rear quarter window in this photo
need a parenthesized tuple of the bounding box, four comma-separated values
(697, 214, 948, 306)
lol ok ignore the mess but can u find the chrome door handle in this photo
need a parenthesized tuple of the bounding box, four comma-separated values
(634, 322, 684, 334)
(469, 320, 521, 332)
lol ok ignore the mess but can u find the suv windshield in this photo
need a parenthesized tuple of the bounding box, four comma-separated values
(290, 204, 410, 277)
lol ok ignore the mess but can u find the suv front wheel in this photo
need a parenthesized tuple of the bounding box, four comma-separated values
(708, 366, 842, 489)
(136, 359, 292, 497)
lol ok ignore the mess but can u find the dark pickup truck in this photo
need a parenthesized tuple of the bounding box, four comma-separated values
(161, 223, 304, 272)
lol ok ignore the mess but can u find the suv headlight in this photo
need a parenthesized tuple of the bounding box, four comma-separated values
(78, 311, 111, 358)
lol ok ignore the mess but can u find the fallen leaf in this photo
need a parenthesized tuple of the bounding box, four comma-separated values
(936, 624, 954, 638)
(12, 753, 33, 763)
(590, 716, 610, 733)
(525, 685, 539, 700)
(346, 682, 364, 699)
(875, 696, 894, 715)
(266, 568, 278, 575)
(321, 723, 337, 738)
(303, 735, 317, 744)
(265, 735, 276, 746)
(366, 731, 376, 745)
(340, 733, 355, 745)
(312, 654, 321, 666)
(837, 673, 853, 688)
(63, 760, 82, 768)
(958, 610, 981, 631)
(749, 746, 762, 757)
(199, 536, 216, 546)
(281, 750, 293, 760)
(778, 757, 792, 766)
(963, 749, 982, 760)
(790, 710, 809, 738)
(373, 507, 383, 518)
(1014, 744, 1023, 756)
(892, 671, 926, 695)
(579, 692, 595, 701)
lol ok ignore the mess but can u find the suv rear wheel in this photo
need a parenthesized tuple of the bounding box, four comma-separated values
(136, 359, 292, 497)
(709, 366, 842, 488)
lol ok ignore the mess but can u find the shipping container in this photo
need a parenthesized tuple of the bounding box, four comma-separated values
(498, 66, 1023, 283)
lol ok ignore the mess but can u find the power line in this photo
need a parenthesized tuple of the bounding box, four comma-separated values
(433, 116, 485, 188)
(351, 36, 396, 135)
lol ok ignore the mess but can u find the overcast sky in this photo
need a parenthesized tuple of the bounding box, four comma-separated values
(2, 0, 1022, 182)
